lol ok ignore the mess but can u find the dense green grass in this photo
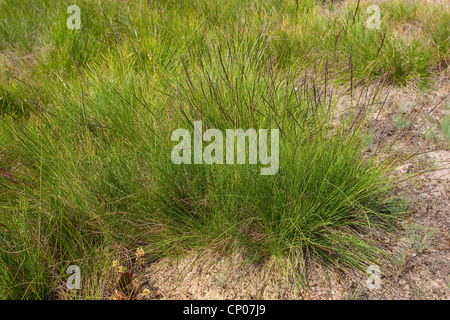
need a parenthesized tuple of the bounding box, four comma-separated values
(0, 0, 448, 299)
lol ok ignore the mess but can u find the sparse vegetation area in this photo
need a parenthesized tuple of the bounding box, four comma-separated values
(0, 0, 448, 300)
(440, 103, 450, 142)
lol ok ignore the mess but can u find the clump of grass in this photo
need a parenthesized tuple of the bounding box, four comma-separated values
(440, 111, 450, 143)
(153, 38, 408, 271)
(405, 224, 434, 254)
